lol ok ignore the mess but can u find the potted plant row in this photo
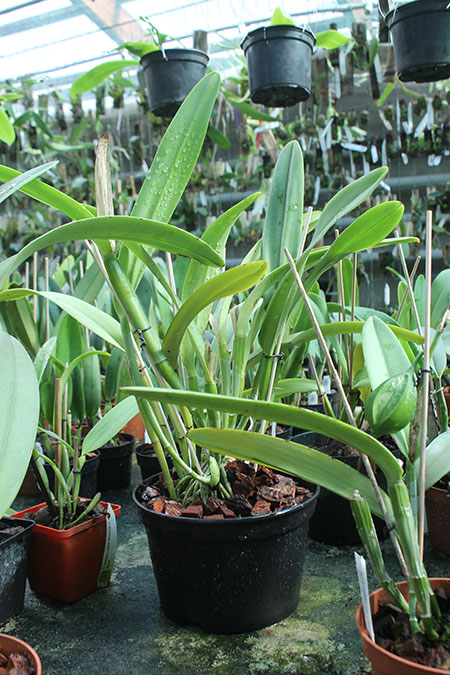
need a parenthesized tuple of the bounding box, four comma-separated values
(0, 70, 438, 646)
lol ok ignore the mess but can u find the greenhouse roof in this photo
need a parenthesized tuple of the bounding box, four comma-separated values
(1, 0, 375, 88)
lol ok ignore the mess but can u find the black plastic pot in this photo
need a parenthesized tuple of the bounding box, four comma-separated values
(134, 476, 319, 633)
(140, 48, 209, 117)
(0, 517, 34, 623)
(241, 25, 316, 107)
(44, 451, 100, 499)
(97, 433, 135, 491)
(386, 0, 450, 82)
(135, 444, 172, 482)
(291, 432, 388, 546)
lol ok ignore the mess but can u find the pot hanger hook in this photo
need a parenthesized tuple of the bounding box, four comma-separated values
(378, 0, 393, 18)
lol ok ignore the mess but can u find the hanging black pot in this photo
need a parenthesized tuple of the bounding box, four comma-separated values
(291, 432, 389, 546)
(133, 475, 319, 633)
(385, 0, 450, 82)
(241, 25, 316, 108)
(0, 517, 34, 623)
(97, 433, 135, 491)
(140, 48, 209, 117)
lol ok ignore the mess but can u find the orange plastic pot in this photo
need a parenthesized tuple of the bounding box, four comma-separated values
(356, 578, 450, 674)
(426, 485, 450, 555)
(444, 387, 450, 415)
(0, 634, 41, 674)
(12, 501, 120, 602)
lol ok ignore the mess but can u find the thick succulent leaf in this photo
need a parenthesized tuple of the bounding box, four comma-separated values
(82, 397, 139, 454)
(309, 167, 388, 248)
(188, 429, 386, 518)
(182, 192, 259, 300)
(70, 60, 139, 97)
(0, 288, 123, 349)
(0, 161, 58, 205)
(0, 216, 224, 286)
(431, 269, 450, 330)
(163, 261, 268, 368)
(362, 316, 412, 389)
(0, 334, 39, 517)
(0, 164, 93, 220)
(125, 387, 403, 483)
(262, 141, 304, 273)
(132, 72, 220, 222)
(423, 431, 450, 489)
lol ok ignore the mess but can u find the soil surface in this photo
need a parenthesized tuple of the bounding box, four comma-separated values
(137, 460, 314, 518)
(373, 586, 450, 669)
(27, 500, 107, 530)
(0, 649, 35, 673)
(0, 522, 24, 543)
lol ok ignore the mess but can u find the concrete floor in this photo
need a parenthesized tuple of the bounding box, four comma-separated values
(3, 457, 449, 675)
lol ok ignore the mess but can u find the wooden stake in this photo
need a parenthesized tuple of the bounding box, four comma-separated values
(32, 252, 38, 321)
(54, 377, 63, 500)
(418, 211, 433, 558)
(395, 230, 422, 336)
(45, 256, 50, 342)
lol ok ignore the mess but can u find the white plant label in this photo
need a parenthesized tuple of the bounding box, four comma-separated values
(97, 503, 118, 589)
(354, 552, 375, 641)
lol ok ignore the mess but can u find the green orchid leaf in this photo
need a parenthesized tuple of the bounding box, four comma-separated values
(423, 431, 450, 489)
(0, 161, 58, 205)
(431, 269, 450, 330)
(132, 72, 220, 223)
(182, 192, 259, 301)
(0, 164, 93, 220)
(309, 167, 388, 247)
(0, 334, 40, 518)
(270, 7, 295, 25)
(315, 30, 352, 49)
(82, 396, 139, 454)
(163, 261, 268, 368)
(0, 216, 224, 286)
(124, 387, 403, 483)
(34, 337, 57, 383)
(0, 108, 15, 145)
(309, 202, 404, 284)
(362, 316, 412, 389)
(262, 141, 304, 273)
(0, 288, 123, 350)
(223, 92, 280, 122)
(273, 378, 319, 399)
(70, 60, 139, 98)
(116, 40, 158, 57)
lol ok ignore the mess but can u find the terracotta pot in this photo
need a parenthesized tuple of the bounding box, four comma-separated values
(12, 500, 120, 602)
(426, 484, 450, 555)
(121, 412, 145, 441)
(356, 578, 450, 674)
(0, 634, 41, 675)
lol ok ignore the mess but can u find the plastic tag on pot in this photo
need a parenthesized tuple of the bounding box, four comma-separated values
(354, 552, 375, 641)
(97, 503, 117, 589)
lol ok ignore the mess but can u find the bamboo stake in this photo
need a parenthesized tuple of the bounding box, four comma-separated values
(79, 260, 90, 348)
(349, 253, 357, 391)
(54, 377, 63, 503)
(24, 261, 29, 289)
(395, 230, 422, 336)
(418, 211, 433, 558)
(285, 247, 410, 579)
(32, 251, 38, 321)
(45, 256, 50, 342)
(395, 255, 421, 321)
